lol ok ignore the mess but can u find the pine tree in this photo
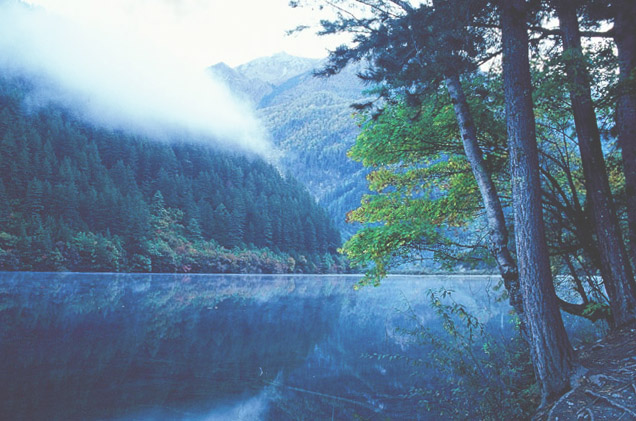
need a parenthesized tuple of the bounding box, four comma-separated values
(552, 0, 636, 326)
(500, 0, 575, 403)
(0, 179, 10, 226)
(25, 178, 44, 217)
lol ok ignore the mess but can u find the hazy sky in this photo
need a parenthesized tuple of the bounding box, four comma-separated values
(23, 0, 343, 67)
(0, 0, 350, 156)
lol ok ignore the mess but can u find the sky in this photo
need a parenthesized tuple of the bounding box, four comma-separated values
(0, 0, 349, 156)
(22, 0, 343, 67)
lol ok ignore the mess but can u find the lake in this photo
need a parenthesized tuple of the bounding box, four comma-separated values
(0, 272, 594, 420)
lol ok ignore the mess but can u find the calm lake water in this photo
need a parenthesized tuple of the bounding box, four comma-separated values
(0, 272, 593, 420)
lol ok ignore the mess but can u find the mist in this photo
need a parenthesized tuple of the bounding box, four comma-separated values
(112, 389, 271, 421)
(0, 1, 273, 156)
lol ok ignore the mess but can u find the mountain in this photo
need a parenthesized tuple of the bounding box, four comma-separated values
(210, 53, 369, 237)
(0, 75, 345, 273)
(236, 52, 321, 86)
(207, 62, 273, 105)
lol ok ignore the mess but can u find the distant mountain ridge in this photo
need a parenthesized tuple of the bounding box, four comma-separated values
(208, 62, 273, 105)
(236, 52, 321, 86)
(209, 53, 369, 237)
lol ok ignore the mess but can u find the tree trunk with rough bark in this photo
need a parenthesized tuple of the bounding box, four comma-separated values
(555, 0, 636, 327)
(613, 0, 636, 266)
(500, 0, 575, 406)
(444, 73, 525, 321)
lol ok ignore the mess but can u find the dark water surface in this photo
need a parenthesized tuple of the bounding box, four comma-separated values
(0, 272, 518, 420)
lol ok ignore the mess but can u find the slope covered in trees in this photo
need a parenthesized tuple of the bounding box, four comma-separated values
(209, 54, 368, 237)
(0, 75, 344, 273)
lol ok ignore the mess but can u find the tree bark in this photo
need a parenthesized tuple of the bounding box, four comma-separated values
(555, 0, 636, 327)
(444, 73, 525, 321)
(613, 0, 636, 266)
(500, 0, 575, 406)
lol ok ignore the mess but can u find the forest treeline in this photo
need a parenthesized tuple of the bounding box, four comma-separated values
(293, 0, 636, 416)
(0, 76, 345, 274)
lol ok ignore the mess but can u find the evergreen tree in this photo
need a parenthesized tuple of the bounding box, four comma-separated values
(0, 179, 10, 225)
(25, 178, 44, 217)
(553, 0, 636, 326)
(500, 0, 575, 403)
(611, 0, 636, 264)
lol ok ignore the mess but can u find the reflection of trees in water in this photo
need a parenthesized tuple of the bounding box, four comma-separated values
(0, 273, 345, 420)
(0, 273, 517, 420)
(267, 280, 514, 420)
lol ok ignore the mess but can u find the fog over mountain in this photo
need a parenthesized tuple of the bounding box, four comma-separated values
(0, 0, 370, 237)
(0, 1, 272, 156)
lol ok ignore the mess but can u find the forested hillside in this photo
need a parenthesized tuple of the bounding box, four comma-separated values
(209, 53, 368, 237)
(0, 76, 344, 273)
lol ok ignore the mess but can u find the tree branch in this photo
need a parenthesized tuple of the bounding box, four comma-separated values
(529, 26, 615, 39)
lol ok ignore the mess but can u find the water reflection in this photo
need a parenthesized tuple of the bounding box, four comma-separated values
(0, 273, 511, 420)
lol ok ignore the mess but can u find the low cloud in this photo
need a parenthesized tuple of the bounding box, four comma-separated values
(0, 1, 273, 156)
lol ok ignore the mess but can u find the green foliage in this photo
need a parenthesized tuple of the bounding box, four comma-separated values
(341, 89, 505, 286)
(582, 301, 611, 322)
(0, 75, 346, 273)
(70, 232, 123, 272)
(340, 34, 626, 307)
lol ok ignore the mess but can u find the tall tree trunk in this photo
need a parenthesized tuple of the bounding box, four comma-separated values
(444, 73, 525, 321)
(500, 0, 575, 405)
(613, 0, 636, 266)
(555, 0, 636, 327)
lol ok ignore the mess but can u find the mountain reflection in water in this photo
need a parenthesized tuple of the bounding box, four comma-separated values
(0, 272, 513, 420)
